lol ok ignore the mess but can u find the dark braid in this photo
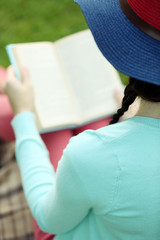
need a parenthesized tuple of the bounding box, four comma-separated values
(110, 77, 160, 124)
(109, 79, 137, 124)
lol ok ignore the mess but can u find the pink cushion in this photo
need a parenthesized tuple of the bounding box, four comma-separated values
(0, 67, 14, 141)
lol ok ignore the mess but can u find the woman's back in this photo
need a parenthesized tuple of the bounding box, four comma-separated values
(61, 116, 160, 239)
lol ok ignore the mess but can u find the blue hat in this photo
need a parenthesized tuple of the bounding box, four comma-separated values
(74, 0, 160, 86)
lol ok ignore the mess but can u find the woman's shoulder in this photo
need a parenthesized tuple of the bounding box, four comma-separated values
(96, 117, 138, 143)
(65, 118, 136, 163)
(70, 118, 136, 147)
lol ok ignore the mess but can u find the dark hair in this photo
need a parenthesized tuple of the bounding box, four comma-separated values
(109, 77, 160, 124)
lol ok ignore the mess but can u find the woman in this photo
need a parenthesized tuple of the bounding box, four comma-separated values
(0, 67, 113, 240)
(1, 0, 160, 239)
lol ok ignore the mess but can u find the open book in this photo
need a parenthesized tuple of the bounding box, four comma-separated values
(6, 30, 123, 133)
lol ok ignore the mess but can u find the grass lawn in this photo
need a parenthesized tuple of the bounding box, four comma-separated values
(0, 0, 128, 83)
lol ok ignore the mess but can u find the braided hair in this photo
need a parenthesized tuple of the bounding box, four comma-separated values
(109, 77, 160, 124)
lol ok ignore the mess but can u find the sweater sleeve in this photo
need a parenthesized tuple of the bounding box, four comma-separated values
(11, 112, 91, 235)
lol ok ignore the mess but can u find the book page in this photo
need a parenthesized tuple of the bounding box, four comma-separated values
(55, 30, 123, 124)
(12, 42, 78, 130)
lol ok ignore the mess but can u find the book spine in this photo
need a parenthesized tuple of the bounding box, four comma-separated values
(6, 44, 21, 81)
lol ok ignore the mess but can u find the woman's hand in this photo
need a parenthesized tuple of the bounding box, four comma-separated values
(0, 65, 34, 116)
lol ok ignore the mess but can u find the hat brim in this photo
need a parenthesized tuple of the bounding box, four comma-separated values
(75, 0, 160, 85)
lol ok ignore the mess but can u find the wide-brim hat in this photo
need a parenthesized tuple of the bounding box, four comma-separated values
(75, 0, 160, 86)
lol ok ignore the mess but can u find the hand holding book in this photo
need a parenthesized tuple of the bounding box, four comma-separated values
(6, 30, 123, 132)
(0, 65, 34, 115)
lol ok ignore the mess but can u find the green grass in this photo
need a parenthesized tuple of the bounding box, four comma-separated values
(0, 0, 128, 84)
(0, 0, 87, 66)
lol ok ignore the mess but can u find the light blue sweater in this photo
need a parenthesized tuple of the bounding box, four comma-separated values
(12, 112, 160, 240)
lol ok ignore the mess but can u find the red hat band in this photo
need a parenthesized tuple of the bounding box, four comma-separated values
(127, 0, 160, 31)
(119, 0, 160, 41)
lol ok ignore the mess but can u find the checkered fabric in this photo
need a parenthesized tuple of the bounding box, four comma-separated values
(0, 139, 34, 240)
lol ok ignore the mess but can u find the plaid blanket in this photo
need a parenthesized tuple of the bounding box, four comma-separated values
(0, 140, 34, 240)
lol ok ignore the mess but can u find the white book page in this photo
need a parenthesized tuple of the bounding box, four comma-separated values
(13, 42, 78, 129)
(55, 30, 123, 123)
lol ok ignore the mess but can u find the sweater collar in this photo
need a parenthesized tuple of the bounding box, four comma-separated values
(129, 116, 160, 128)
